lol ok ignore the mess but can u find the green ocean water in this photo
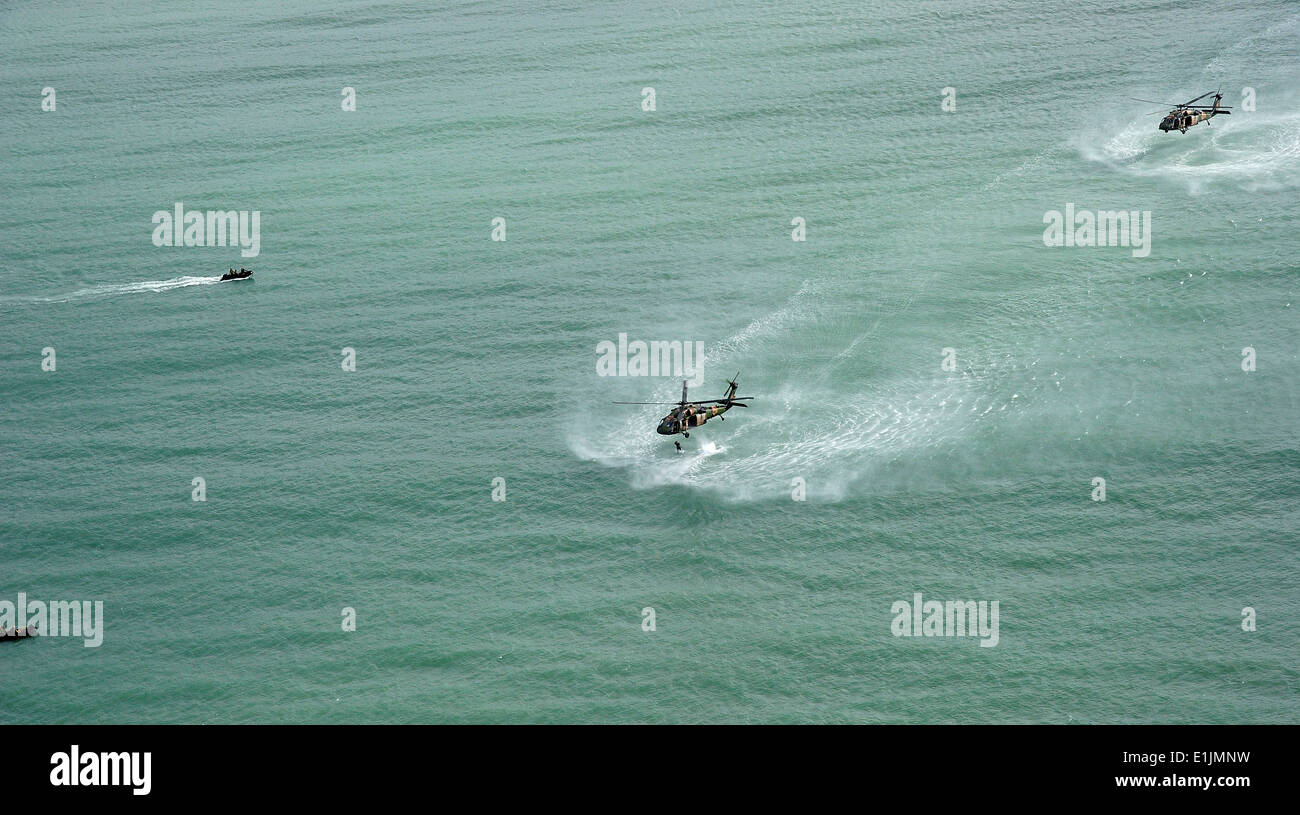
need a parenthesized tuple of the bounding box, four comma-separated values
(1, 0, 1296, 723)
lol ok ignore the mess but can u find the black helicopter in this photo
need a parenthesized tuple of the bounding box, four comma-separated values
(614, 373, 754, 450)
(1132, 91, 1231, 133)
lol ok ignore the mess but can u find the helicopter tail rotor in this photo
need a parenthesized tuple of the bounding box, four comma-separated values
(715, 372, 752, 407)
(725, 372, 741, 402)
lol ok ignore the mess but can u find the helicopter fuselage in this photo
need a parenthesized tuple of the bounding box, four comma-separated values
(1155, 92, 1229, 133)
(1159, 108, 1218, 133)
(656, 402, 733, 436)
(614, 376, 752, 445)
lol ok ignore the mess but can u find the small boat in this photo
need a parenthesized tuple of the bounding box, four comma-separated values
(219, 268, 253, 282)
(0, 625, 38, 642)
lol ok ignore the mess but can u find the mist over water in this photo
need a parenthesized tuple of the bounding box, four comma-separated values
(1, 0, 1296, 723)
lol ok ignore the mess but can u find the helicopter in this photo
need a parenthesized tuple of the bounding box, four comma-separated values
(1132, 90, 1231, 133)
(614, 373, 754, 451)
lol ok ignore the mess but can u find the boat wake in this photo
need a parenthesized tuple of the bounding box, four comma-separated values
(0, 275, 222, 306)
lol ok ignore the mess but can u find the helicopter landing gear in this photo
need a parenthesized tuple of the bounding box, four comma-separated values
(682, 432, 689, 438)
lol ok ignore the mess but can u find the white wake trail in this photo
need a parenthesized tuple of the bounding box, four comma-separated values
(0, 275, 222, 305)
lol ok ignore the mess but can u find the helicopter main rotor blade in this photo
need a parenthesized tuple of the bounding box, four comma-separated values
(612, 401, 683, 405)
(1181, 91, 1216, 107)
(1130, 97, 1181, 107)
